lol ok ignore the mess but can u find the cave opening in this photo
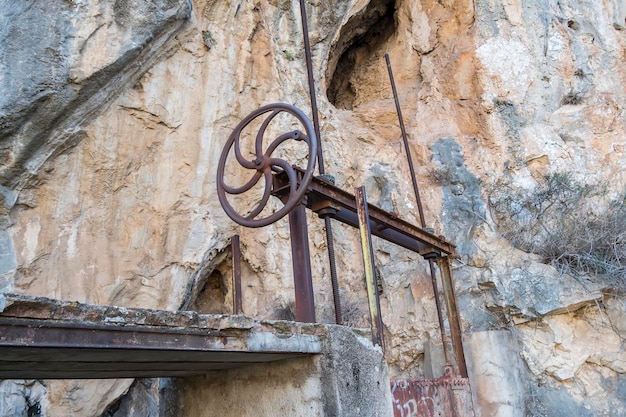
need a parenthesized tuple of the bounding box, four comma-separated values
(325, 0, 397, 110)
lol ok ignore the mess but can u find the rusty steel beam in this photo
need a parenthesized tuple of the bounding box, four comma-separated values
(385, 53, 427, 228)
(289, 204, 316, 323)
(0, 320, 315, 379)
(231, 235, 243, 314)
(298, 0, 324, 174)
(437, 256, 468, 378)
(0, 317, 233, 349)
(273, 169, 456, 258)
(355, 186, 385, 349)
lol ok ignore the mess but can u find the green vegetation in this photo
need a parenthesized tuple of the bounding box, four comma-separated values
(202, 30, 216, 49)
(283, 50, 295, 61)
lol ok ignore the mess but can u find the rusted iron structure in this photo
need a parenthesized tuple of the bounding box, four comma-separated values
(231, 235, 243, 314)
(299, 0, 343, 325)
(216, 4, 474, 416)
(0, 8, 474, 416)
(391, 376, 475, 417)
(386, 53, 452, 367)
(216, 0, 469, 384)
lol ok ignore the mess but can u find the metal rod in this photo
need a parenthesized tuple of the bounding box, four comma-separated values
(289, 204, 316, 322)
(428, 259, 451, 365)
(437, 256, 468, 378)
(355, 186, 385, 349)
(385, 53, 451, 366)
(299, 0, 324, 174)
(299, 0, 342, 324)
(231, 235, 243, 314)
(385, 53, 426, 228)
(325, 217, 343, 324)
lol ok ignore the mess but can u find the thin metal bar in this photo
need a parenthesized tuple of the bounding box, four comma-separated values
(231, 235, 243, 314)
(385, 53, 426, 228)
(299, 0, 342, 324)
(428, 259, 451, 365)
(385, 53, 451, 366)
(325, 217, 343, 324)
(437, 256, 468, 378)
(289, 204, 316, 322)
(355, 186, 385, 349)
(299, 0, 324, 174)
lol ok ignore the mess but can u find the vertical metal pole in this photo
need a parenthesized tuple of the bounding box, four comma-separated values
(289, 204, 316, 322)
(437, 256, 468, 378)
(299, 0, 342, 324)
(427, 260, 451, 364)
(299, 0, 324, 174)
(231, 235, 243, 314)
(385, 53, 451, 365)
(355, 186, 385, 349)
(325, 217, 342, 324)
(385, 54, 426, 227)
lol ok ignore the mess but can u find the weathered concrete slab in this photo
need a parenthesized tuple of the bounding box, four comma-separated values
(0, 294, 394, 416)
(0, 294, 325, 379)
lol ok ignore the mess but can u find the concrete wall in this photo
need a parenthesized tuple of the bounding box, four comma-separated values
(175, 325, 393, 417)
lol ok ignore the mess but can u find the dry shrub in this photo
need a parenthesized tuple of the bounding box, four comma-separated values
(489, 173, 626, 293)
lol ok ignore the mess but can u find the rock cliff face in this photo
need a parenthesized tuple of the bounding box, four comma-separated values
(1, 0, 625, 416)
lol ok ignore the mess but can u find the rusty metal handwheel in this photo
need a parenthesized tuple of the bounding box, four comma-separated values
(216, 103, 317, 228)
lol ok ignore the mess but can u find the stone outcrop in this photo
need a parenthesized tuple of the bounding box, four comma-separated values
(1, 0, 625, 415)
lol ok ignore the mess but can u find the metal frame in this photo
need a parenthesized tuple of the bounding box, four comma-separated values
(216, 1, 469, 378)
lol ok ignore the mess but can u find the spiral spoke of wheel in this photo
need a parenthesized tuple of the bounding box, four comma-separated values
(255, 110, 281, 157)
(266, 130, 302, 156)
(245, 168, 274, 220)
(221, 169, 263, 195)
(233, 131, 257, 170)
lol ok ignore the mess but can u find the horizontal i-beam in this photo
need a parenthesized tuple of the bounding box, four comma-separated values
(273, 169, 456, 259)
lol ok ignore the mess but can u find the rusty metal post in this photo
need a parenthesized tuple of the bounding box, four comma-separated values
(385, 53, 426, 226)
(289, 203, 316, 322)
(437, 256, 468, 378)
(385, 53, 451, 365)
(299, 0, 342, 324)
(231, 235, 243, 314)
(427, 260, 451, 364)
(355, 186, 385, 348)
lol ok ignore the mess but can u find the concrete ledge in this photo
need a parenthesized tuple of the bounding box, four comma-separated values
(0, 294, 326, 379)
(176, 324, 393, 417)
(0, 294, 394, 416)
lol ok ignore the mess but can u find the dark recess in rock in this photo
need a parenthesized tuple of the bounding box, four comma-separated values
(325, 0, 396, 110)
(100, 379, 160, 417)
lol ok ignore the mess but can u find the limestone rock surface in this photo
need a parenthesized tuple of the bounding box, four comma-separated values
(0, 0, 625, 415)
